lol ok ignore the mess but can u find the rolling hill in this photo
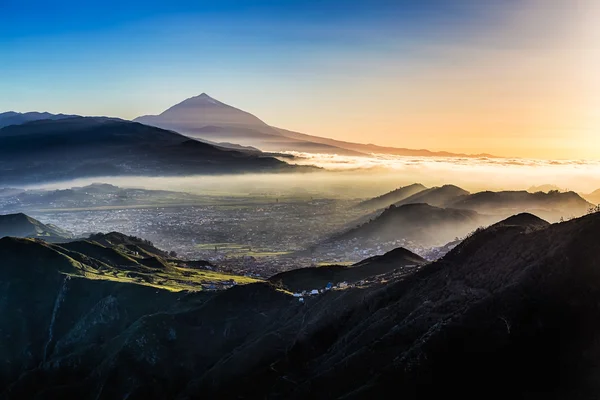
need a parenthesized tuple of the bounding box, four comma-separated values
(336, 203, 489, 247)
(0, 213, 72, 241)
(356, 183, 427, 210)
(0, 117, 300, 185)
(394, 184, 470, 207)
(447, 190, 593, 221)
(583, 188, 600, 205)
(3, 212, 600, 398)
(356, 184, 592, 224)
(0, 183, 214, 213)
(270, 247, 426, 292)
(0, 111, 77, 128)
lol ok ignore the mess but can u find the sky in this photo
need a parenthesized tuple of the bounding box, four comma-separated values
(1, 0, 598, 159)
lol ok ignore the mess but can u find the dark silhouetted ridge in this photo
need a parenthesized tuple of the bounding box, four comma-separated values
(270, 246, 426, 292)
(0, 117, 297, 184)
(492, 212, 550, 229)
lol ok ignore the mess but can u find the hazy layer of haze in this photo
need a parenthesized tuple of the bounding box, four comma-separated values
(21, 154, 600, 197)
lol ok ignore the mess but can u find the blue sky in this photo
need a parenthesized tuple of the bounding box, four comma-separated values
(1, 0, 597, 159)
(0, 0, 487, 114)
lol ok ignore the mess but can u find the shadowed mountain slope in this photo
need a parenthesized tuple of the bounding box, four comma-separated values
(270, 247, 426, 292)
(448, 190, 592, 221)
(489, 212, 550, 230)
(357, 183, 427, 210)
(4, 213, 600, 398)
(336, 203, 488, 247)
(395, 184, 470, 207)
(0, 117, 298, 185)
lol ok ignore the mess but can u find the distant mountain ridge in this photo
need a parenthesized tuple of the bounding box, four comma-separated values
(0, 117, 300, 185)
(0, 183, 217, 213)
(357, 183, 427, 210)
(358, 183, 593, 223)
(0, 111, 78, 128)
(134, 93, 497, 158)
(583, 188, 600, 205)
(337, 203, 488, 247)
(448, 190, 592, 221)
(274, 126, 496, 158)
(135, 94, 367, 156)
(395, 184, 470, 207)
(4, 94, 498, 158)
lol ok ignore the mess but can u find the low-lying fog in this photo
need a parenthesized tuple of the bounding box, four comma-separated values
(19, 154, 600, 196)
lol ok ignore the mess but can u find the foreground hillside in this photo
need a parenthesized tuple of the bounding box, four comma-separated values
(0, 117, 298, 185)
(0, 232, 257, 292)
(3, 212, 600, 398)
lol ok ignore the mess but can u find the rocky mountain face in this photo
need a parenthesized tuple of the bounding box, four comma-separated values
(2, 212, 600, 398)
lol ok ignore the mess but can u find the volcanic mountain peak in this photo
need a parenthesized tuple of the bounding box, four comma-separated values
(135, 94, 501, 158)
(358, 183, 428, 210)
(163, 93, 226, 110)
(137, 93, 271, 130)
